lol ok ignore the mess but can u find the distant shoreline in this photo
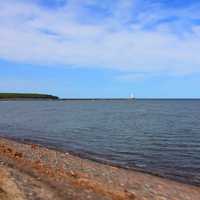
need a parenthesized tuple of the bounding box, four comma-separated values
(0, 93, 59, 100)
(1, 93, 200, 101)
(60, 98, 135, 101)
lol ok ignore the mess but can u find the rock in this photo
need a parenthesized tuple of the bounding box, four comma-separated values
(14, 152, 23, 158)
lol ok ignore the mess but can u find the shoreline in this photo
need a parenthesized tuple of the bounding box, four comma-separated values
(5, 135, 199, 187)
(0, 137, 200, 200)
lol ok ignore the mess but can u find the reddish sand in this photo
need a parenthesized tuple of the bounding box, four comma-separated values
(0, 137, 200, 200)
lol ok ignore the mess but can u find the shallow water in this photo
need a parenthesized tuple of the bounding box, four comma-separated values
(0, 100, 200, 185)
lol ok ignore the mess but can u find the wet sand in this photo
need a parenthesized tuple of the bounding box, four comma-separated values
(0, 137, 200, 200)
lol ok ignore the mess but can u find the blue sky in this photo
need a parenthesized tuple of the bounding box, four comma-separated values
(0, 0, 200, 98)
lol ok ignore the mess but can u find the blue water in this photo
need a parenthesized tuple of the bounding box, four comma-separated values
(0, 100, 200, 185)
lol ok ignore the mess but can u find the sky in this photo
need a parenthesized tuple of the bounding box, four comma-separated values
(0, 0, 200, 98)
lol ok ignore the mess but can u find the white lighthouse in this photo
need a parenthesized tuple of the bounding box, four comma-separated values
(130, 93, 134, 99)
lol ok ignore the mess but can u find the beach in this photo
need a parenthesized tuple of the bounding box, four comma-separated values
(0, 137, 199, 200)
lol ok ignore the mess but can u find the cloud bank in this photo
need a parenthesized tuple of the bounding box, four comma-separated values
(1, 0, 200, 75)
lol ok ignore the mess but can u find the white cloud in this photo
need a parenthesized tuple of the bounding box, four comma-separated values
(0, 0, 200, 75)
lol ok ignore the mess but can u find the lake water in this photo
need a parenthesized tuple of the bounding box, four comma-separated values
(0, 100, 200, 185)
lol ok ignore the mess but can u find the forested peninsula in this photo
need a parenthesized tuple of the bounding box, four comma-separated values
(0, 93, 59, 100)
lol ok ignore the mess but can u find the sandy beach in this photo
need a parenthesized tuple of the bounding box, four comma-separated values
(0, 137, 200, 200)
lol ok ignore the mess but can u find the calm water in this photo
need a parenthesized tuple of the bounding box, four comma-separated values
(0, 100, 200, 185)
